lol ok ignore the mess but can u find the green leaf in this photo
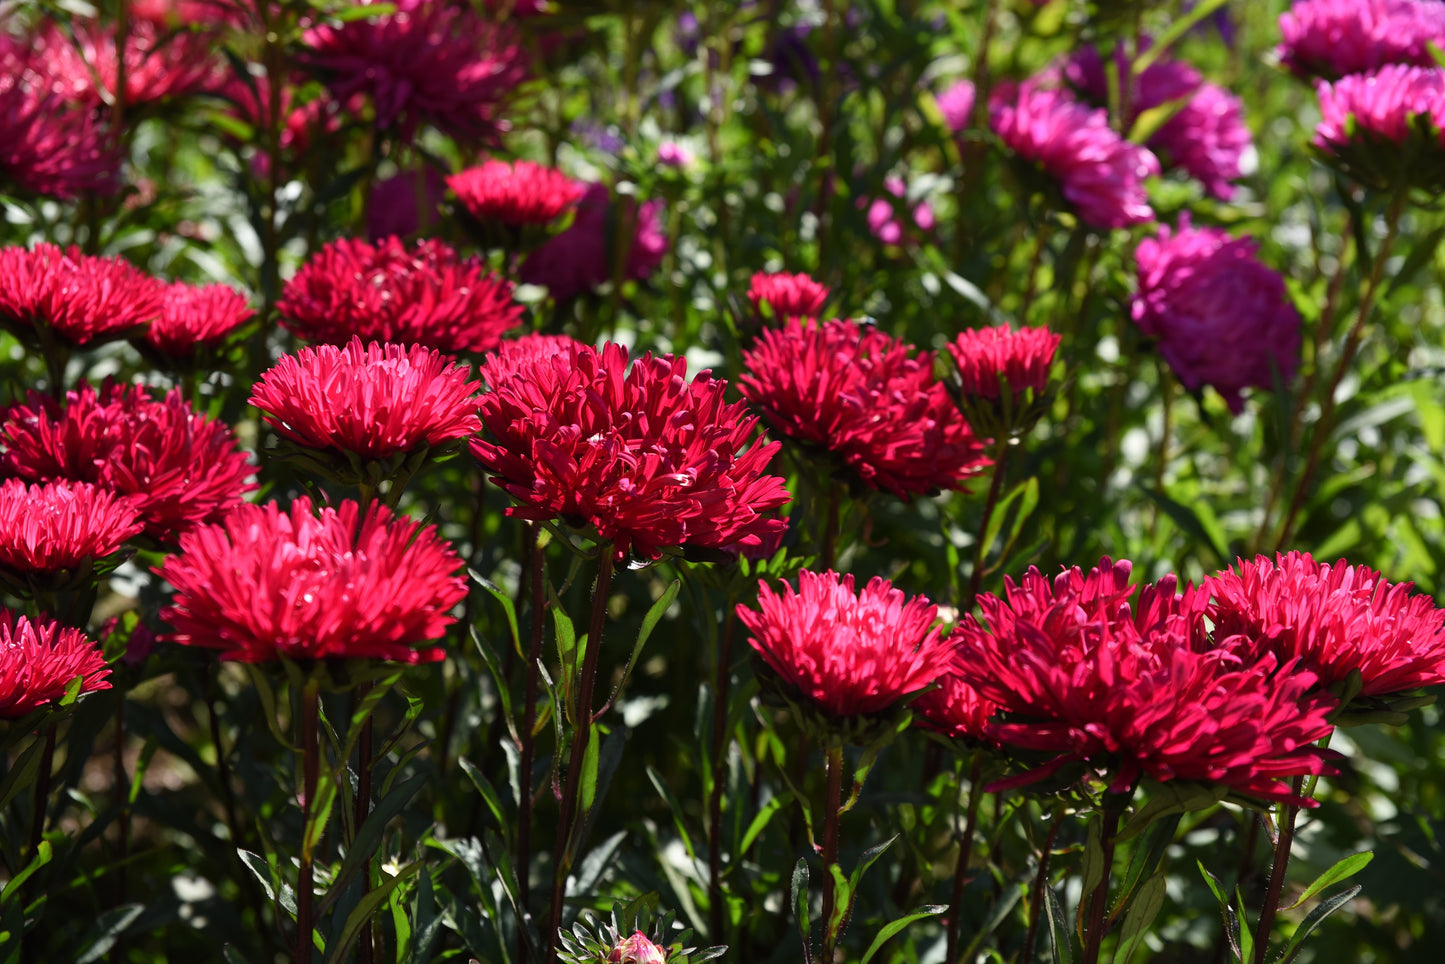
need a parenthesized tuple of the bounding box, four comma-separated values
(330, 862, 423, 961)
(1276, 886, 1364, 964)
(1234, 888, 1254, 964)
(1283, 851, 1373, 911)
(473, 570, 521, 657)
(72, 904, 144, 963)
(849, 835, 898, 896)
(647, 766, 699, 863)
(981, 477, 1040, 563)
(1080, 817, 1106, 916)
(827, 863, 851, 937)
(330, 2, 396, 22)
(1385, 224, 1445, 297)
(605, 579, 681, 710)
(238, 849, 277, 903)
(958, 881, 1025, 963)
(0, 737, 43, 811)
(1045, 885, 1073, 964)
(792, 859, 811, 961)
(578, 724, 601, 819)
(740, 792, 790, 855)
(1112, 813, 1181, 919)
(1132, 0, 1228, 74)
(327, 771, 428, 900)
(0, 842, 49, 907)
(1112, 873, 1166, 964)
(1118, 783, 1224, 841)
(859, 905, 947, 964)
(459, 758, 507, 830)
(1140, 485, 1227, 563)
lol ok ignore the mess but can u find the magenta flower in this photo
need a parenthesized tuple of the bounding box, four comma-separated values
(861, 176, 935, 245)
(471, 341, 789, 563)
(747, 271, 831, 320)
(1278, 0, 1445, 80)
(0, 42, 119, 200)
(1131, 217, 1300, 413)
(0, 479, 142, 579)
(0, 244, 164, 352)
(0, 610, 111, 719)
(157, 498, 467, 664)
(367, 168, 447, 241)
(607, 932, 668, 964)
(1314, 64, 1445, 191)
(948, 325, 1061, 401)
(447, 158, 586, 228)
(519, 184, 667, 300)
(990, 81, 1159, 229)
(142, 281, 255, 364)
(937, 79, 977, 133)
(21, 18, 219, 109)
(250, 339, 481, 460)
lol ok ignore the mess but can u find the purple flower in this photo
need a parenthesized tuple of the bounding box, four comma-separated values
(937, 79, 976, 133)
(367, 168, 447, 241)
(1314, 64, 1445, 191)
(519, 183, 667, 300)
(1278, 0, 1445, 80)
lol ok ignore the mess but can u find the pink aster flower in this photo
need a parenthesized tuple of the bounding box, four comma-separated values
(1278, 0, 1445, 80)
(518, 183, 668, 300)
(250, 339, 481, 460)
(0, 381, 256, 545)
(1131, 217, 1300, 413)
(737, 569, 952, 721)
(156, 498, 467, 664)
(747, 271, 831, 320)
(913, 667, 997, 743)
(953, 558, 1337, 804)
(447, 158, 586, 227)
(656, 140, 695, 168)
(0, 610, 111, 719)
(990, 81, 1159, 229)
(0, 479, 142, 578)
(0, 243, 165, 352)
(481, 333, 587, 381)
(608, 932, 667, 964)
(471, 341, 790, 563)
(937, 79, 977, 133)
(278, 237, 523, 353)
(301, 0, 526, 144)
(0, 50, 120, 200)
(21, 18, 220, 109)
(949, 325, 1061, 401)
(142, 281, 255, 364)
(738, 317, 988, 499)
(1207, 552, 1445, 700)
(1314, 64, 1445, 190)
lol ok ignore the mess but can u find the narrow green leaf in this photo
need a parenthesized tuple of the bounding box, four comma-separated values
(459, 758, 507, 829)
(1132, 0, 1228, 74)
(1113, 874, 1167, 964)
(72, 904, 144, 963)
(1235, 888, 1254, 964)
(1114, 814, 1182, 916)
(859, 905, 946, 964)
(0, 738, 42, 811)
(848, 835, 899, 895)
(1141, 486, 1227, 563)
(327, 772, 427, 899)
(1276, 885, 1363, 964)
(740, 793, 790, 855)
(1045, 885, 1073, 964)
(238, 849, 277, 903)
(792, 858, 811, 960)
(578, 724, 601, 819)
(330, 862, 422, 961)
(827, 864, 851, 938)
(1080, 817, 1106, 915)
(1284, 851, 1373, 911)
(606, 579, 681, 709)
(0, 842, 50, 907)
(959, 881, 1025, 963)
(1386, 225, 1445, 297)
(647, 766, 699, 863)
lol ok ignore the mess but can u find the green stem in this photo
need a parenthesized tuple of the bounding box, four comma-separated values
(1252, 777, 1305, 964)
(516, 524, 548, 964)
(818, 744, 846, 964)
(945, 753, 985, 964)
(355, 680, 375, 964)
(28, 722, 57, 858)
(707, 602, 739, 943)
(963, 443, 1010, 612)
(1021, 807, 1063, 964)
(296, 677, 321, 964)
(1080, 793, 1128, 964)
(819, 481, 841, 572)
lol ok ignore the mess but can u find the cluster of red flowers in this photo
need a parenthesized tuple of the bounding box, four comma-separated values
(0, 610, 111, 719)
(144, 281, 256, 364)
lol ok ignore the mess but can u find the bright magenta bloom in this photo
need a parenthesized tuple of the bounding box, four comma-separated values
(277, 237, 523, 353)
(739, 317, 987, 498)
(913, 668, 997, 743)
(990, 81, 1158, 229)
(301, 0, 525, 143)
(737, 570, 952, 719)
(0, 610, 111, 719)
(862, 176, 935, 245)
(0, 244, 165, 351)
(447, 158, 586, 227)
(747, 271, 830, 320)
(143, 281, 255, 362)
(1314, 65, 1445, 190)
(0, 40, 119, 199)
(937, 79, 976, 133)
(948, 325, 1060, 401)
(21, 18, 219, 108)
(1278, 0, 1445, 80)
(156, 498, 467, 664)
(1207, 552, 1445, 699)
(0, 381, 256, 544)
(0, 479, 142, 575)
(519, 184, 668, 300)
(1131, 217, 1300, 413)
(250, 339, 481, 460)
(472, 341, 789, 562)
(953, 558, 1337, 804)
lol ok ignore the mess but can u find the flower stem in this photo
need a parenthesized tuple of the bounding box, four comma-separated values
(113, 693, 131, 908)
(516, 524, 549, 964)
(28, 722, 57, 857)
(1080, 793, 1128, 964)
(296, 677, 321, 964)
(707, 602, 739, 943)
(1252, 777, 1305, 964)
(963, 442, 1010, 612)
(355, 679, 376, 964)
(545, 549, 616, 961)
(1021, 805, 1063, 964)
(945, 753, 985, 964)
(818, 744, 846, 963)
(820, 481, 841, 572)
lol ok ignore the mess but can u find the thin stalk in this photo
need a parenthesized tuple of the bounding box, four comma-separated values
(1252, 777, 1305, 964)
(28, 722, 57, 857)
(113, 694, 130, 907)
(355, 679, 376, 964)
(545, 550, 616, 961)
(1080, 794, 1128, 964)
(515, 524, 549, 964)
(818, 744, 846, 964)
(963, 443, 1010, 612)
(296, 677, 321, 964)
(1021, 807, 1062, 964)
(707, 603, 740, 942)
(945, 753, 985, 964)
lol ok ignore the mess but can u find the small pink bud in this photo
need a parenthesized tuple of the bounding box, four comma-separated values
(607, 931, 666, 964)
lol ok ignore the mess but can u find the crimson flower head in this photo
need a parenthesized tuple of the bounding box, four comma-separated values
(949, 325, 1060, 401)
(472, 341, 790, 563)
(156, 498, 467, 664)
(21, 18, 219, 109)
(0, 381, 256, 545)
(990, 80, 1159, 230)
(0, 43, 119, 200)
(301, 0, 525, 144)
(739, 317, 988, 499)
(250, 339, 481, 461)
(1314, 65, 1445, 192)
(0, 610, 111, 719)
(913, 666, 997, 744)
(448, 158, 586, 227)
(953, 558, 1337, 805)
(0, 479, 142, 589)
(278, 237, 523, 354)
(141, 281, 255, 365)
(1207, 552, 1445, 705)
(737, 570, 952, 740)
(0, 244, 165, 353)
(519, 183, 668, 300)
(1278, 0, 1445, 80)
(747, 271, 830, 321)
(1131, 218, 1300, 413)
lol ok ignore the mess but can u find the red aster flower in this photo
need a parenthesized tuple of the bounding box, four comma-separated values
(278, 237, 524, 353)
(0, 610, 111, 719)
(447, 158, 586, 227)
(157, 498, 466, 664)
(0, 243, 165, 353)
(0, 381, 256, 545)
(0, 43, 120, 200)
(737, 569, 952, 722)
(301, 0, 526, 144)
(21, 19, 219, 109)
(747, 271, 830, 320)
(1207, 552, 1445, 701)
(481, 333, 587, 382)
(0, 478, 142, 579)
(141, 281, 255, 363)
(738, 317, 988, 498)
(953, 558, 1337, 804)
(949, 325, 1061, 401)
(250, 339, 481, 460)
(471, 341, 790, 563)
(913, 667, 997, 743)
